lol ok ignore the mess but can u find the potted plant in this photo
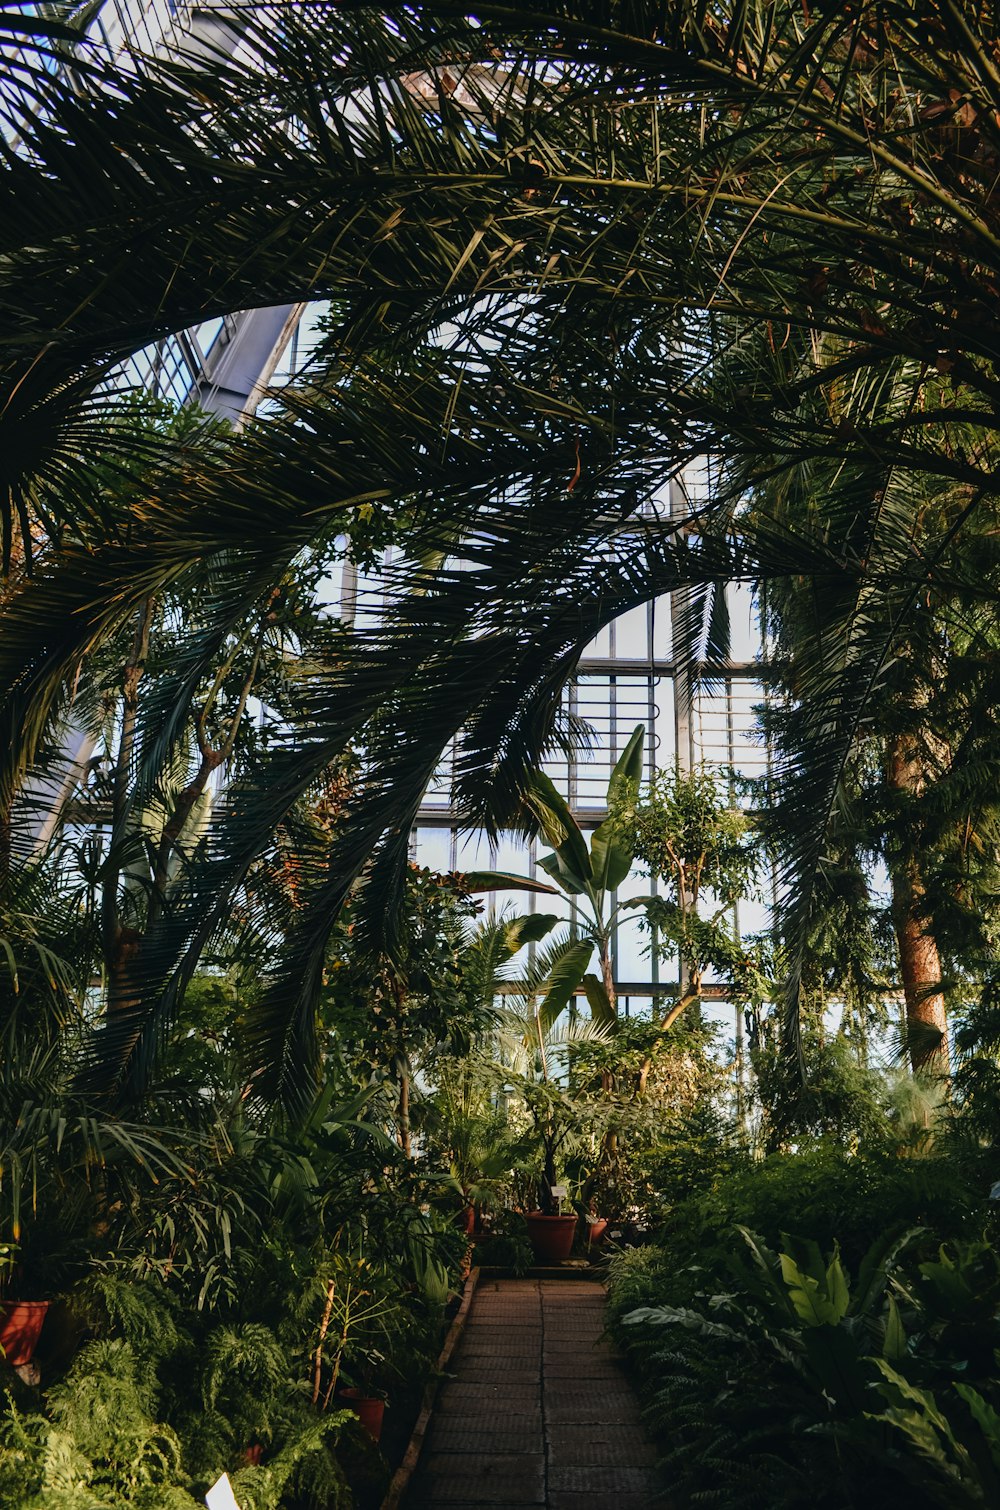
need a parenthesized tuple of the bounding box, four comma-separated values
(584, 1213, 610, 1249)
(0, 1242, 49, 1368)
(311, 1247, 401, 1443)
(337, 1355, 388, 1443)
(520, 1083, 586, 1264)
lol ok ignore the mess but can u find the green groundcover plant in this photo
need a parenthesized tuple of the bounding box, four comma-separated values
(607, 1145, 1000, 1510)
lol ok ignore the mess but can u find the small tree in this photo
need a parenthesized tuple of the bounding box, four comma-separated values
(614, 767, 770, 1089)
(324, 866, 485, 1156)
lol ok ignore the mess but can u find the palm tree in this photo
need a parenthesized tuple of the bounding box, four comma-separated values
(0, 6, 719, 1110)
(758, 430, 1000, 1075)
(9, 0, 1000, 1109)
(409, 0, 1000, 1069)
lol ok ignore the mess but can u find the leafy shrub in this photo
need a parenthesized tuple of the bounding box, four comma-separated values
(660, 1143, 982, 1275)
(608, 1223, 1000, 1509)
(0, 1340, 201, 1510)
(604, 1245, 674, 1317)
(475, 1212, 533, 1275)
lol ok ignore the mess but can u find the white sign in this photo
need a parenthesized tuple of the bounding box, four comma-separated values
(550, 1184, 567, 1200)
(206, 1474, 241, 1510)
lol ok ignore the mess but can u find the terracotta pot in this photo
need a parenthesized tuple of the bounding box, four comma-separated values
(525, 1211, 578, 1264)
(338, 1387, 385, 1442)
(0, 1301, 49, 1366)
(586, 1218, 609, 1248)
(458, 1205, 476, 1235)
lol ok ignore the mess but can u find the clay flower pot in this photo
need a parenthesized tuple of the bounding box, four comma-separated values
(525, 1211, 578, 1264)
(338, 1387, 385, 1441)
(0, 1300, 49, 1366)
(585, 1218, 609, 1249)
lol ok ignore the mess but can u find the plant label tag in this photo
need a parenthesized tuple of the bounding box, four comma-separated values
(550, 1184, 567, 1199)
(206, 1474, 241, 1510)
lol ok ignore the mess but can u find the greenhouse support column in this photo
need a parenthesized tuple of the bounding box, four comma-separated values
(669, 471, 695, 1009)
(672, 609, 695, 1005)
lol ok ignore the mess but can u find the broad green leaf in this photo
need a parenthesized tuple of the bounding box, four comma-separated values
(590, 725, 644, 894)
(780, 1250, 849, 1327)
(826, 1252, 850, 1321)
(781, 1234, 830, 1292)
(883, 1294, 906, 1362)
(589, 813, 634, 896)
(525, 769, 592, 888)
(866, 1400, 959, 1481)
(504, 913, 560, 951)
(607, 723, 645, 807)
(581, 972, 616, 1029)
(525, 768, 578, 849)
(854, 1226, 924, 1316)
(955, 1385, 1000, 1470)
(873, 1360, 961, 1444)
(462, 870, 559, 896)
(621, 1305, 743, 1340)
(737, 1227, 793, 1313)
(537, 849, 588, 897)
(872, 1361, 982, 1483)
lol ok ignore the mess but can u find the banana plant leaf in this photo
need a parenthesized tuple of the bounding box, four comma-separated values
(590, 723, 645, 895)
(462, 870, 559, 896)
(581, 972, 616, 1030)
(504, 913, 560, 949)
(525, 769, 592, 894)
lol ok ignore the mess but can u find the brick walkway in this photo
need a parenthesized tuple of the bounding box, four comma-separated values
(406, 1277, 660, 1510)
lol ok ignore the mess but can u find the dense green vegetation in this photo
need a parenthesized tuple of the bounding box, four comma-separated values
(6, 2, 1000, 1506)
(607, 1133, 1000, 1508)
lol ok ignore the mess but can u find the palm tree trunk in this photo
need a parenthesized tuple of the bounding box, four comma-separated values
(105, 600, 153, 1015)
(891, 854, 949, 1073)
(399, 1066, 411, 1158)
(886, 734, 948, 1074)
(0, 792, 10, 906)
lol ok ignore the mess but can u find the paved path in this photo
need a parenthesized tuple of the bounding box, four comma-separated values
(407, 1277, 660, 1509)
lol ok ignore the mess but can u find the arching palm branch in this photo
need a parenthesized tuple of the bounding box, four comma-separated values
(11, 0, 1000, 1103)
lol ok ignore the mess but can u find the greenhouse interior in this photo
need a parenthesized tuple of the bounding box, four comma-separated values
(4, 2, 1000, 1507)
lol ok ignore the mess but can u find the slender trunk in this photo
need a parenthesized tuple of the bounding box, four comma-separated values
(105, 600, 153, 1014)
(541, 1133, 558, 1213)
(535, 1007, 549, 1081)
(886, 734, 948, 1074)
(0, 792, 11, 907)
(398, 1066, 411, 1158)
(599, 939, 617, 1019)
(735, 1001, 748, 1144)
(598, 938, 616, 1094)
(637, 966, 703, 1095)
(312, 1278, 336, 1406)
(321, 1331, 348, 1413)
